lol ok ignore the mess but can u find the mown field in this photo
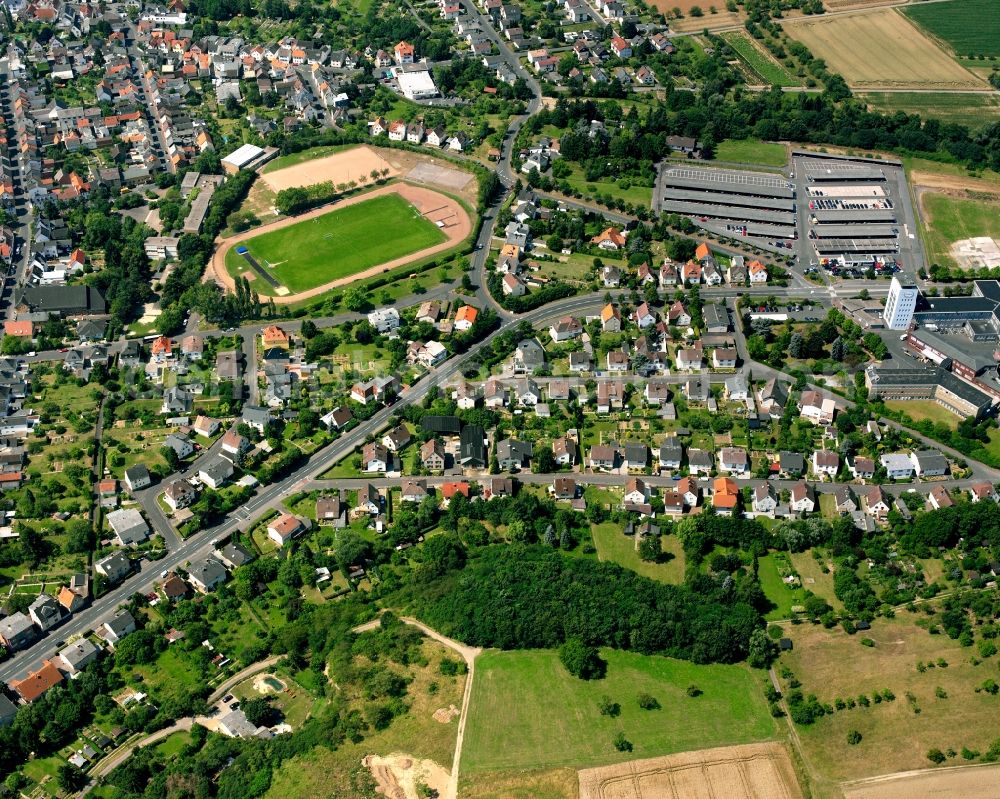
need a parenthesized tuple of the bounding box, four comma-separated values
(920, 192, 1000, 267)
(224, 193, 446, 292)
(721, 32, 803, 87)
(861, 91, 1000, 131)
(462, 648, 778, 772)
(904, 0, 1000, 58)
(785, 10, 983, 89)
(777, 615, 1000, 782)
(714, 138, 788, 167)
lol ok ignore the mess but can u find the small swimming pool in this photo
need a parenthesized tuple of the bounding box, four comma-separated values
(261, 676, 285, 692)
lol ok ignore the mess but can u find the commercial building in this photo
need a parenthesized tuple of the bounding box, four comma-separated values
(884, 275, 918, 330)
(865, 365, 994, 420)
(221, 144, 278, 174)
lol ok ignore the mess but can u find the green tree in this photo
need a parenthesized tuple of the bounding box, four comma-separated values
(559, 638, 606, 680)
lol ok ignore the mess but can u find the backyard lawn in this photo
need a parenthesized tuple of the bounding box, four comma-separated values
(224, 193, 446, 292)
(590, 521, 685, 584)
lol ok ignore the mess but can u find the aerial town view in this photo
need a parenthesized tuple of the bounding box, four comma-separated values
(1, 0, 1000, 796)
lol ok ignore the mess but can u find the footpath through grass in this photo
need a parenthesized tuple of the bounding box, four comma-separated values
(226, 193, 447, 293)
(462, 648, 778, 772)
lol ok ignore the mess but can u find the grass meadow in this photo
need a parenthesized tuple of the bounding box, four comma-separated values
(861, 91, 1000, 131)
(777, 615, 1000, 781)
(920, 192, 1000, 267)
(462, 648, 778, 772)
(225, 193, 446, 292)
(714, 138, 789, 168)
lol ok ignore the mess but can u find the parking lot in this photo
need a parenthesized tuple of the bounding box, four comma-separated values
(653, 151, 927, 280)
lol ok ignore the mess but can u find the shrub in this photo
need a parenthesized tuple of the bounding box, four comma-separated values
(686, 684, 702, 697)
(598, 696, 621, 717)
(637, 693, 660, 710)
(613, 732, 633, 752)
(847, 730, 862, 745)
(860, 638, 875, 648)
(927, 748, 946, 764)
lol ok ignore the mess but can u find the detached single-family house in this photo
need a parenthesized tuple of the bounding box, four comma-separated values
(267, 514, 307, 547)
(718, 447, 748, 475)
(812, 449, 840, 478)
(789, 481, 816, 514)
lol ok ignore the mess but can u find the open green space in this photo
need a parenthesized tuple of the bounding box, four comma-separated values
(560, 164, 653, 207)
(904, 0, 1000, 58)
(884, 399, 960, 430)
(921, 192, 1000, 267)
(721, 32, 803, 88)
(778, 614, 1000, 781)
(714, 138, 788, 168)
(758, 553, 807, 621)
(861, 91, 1000, 131)
(591, 521, 685, 584)
(225, 193, 447, 293)
(462, 648, 778, 772)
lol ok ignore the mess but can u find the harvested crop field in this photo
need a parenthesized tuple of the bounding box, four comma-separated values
(842, 764, 1000, 799)
(261, 145, 398, 192)
(577, 743, 803, 799)
(785, 10, 985, 90)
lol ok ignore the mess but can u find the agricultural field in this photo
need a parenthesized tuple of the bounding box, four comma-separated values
(462, 648, 778, 773)
(919, 192, 1000, 267)
(224, 193, 446, 293)
(860, 92, 1000, 131)
(904, 0, 1000, 58)
(721, 32, 802, 88)
(776, 615, 1000, 782)
(714, 138, 789, 168)
(785, 10, 984, 90)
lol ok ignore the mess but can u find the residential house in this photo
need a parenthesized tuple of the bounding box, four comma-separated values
(753, 484, 778, 515)
(0, 612, 38, 651)
(362, 442, 390, 473)
(712, 477, 739, 516)
(553, 435, 577, 466)
(848, 456, 876, 480)
(880, 452, 914, 480)
(401, 478, 428, 503)
(101, 612, 137, 646)
(267, 514, 307, 547)
(833, 486, 858, 514)
(106, 508, 150, 546)
(789, 481, 816, 514)
(591, 227, 625, 250)
(164, 479, 196, 511)
(812, 449, 840, 478)
(58, 639, 99, 675)
(454, 305, 478, 331)
(553, 477, 577, 500)
(312, 494, 345, 527)
(866, 486, 891, 518)
(600, 303, 621, 332)
(623, 477, 649, 506)
(199, 458, 234, 489)
(381, 424, 412, 453)
(496, 438, 532, 471)
(718, 447, 749, 475)
(549, 316, 582, 342)
(658, 437, 683, 470)
(970, 483, 999, 503)
(95, 552, 132, 583)
(188, 558, 228, 593)
(778, 451, 805, 477)
(688, 449, 713, 475)
(589, 444, 621, 471)
(11, 660, 64, 704)
(123, 464, 151, 492)
(712, 347, 738, 369)
(928, 486, 954, 511)
(911, 450, 948, 478)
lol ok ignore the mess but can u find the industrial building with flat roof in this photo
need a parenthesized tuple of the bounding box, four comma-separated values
(865, 365, 994, 420)
(221, 144, 279, 174)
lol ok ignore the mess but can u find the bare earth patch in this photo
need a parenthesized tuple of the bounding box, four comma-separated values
(842, 764, 1000, 799)
(363, 753, 450, 799)
(261, 145, 398, 192)
(578, 742, 803, 799)
(433, 705, 460, 723)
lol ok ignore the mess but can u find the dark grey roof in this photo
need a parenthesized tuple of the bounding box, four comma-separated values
(459, 424, 486, 465)
(188, 557, 227, 589)
(779, 451, 805, 473)
(17, 285, 106, 313)
(422, 415, 462, 435)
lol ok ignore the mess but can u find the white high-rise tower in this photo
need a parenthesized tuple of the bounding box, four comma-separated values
(884, 275, 918, 330)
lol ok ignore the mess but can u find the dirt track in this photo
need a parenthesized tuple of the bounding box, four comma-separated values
(261, 145, 398, 192)
(208, 183, 472, 304)
(578, 742, 803, 799)
(842, 763, 1000, 799)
